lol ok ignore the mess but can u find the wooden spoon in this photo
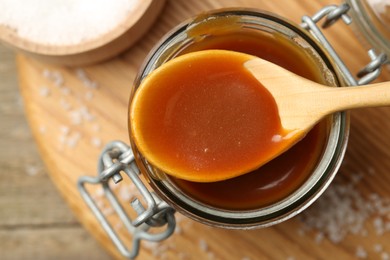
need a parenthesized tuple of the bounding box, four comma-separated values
(130, 50, 389, 182)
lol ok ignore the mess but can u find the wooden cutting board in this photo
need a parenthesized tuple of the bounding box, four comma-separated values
(17, 0, 390, 259)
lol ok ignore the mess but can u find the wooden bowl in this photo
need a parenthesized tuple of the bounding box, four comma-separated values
(0, 0, 165, 66)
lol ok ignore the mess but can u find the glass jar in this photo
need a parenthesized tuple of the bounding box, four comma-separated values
(346, 0, 390, 62)
(128, 9, 350, 228)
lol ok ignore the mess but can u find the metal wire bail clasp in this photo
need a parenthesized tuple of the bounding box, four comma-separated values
(78, 141, 176, 259)
(301, 3, 388, 86)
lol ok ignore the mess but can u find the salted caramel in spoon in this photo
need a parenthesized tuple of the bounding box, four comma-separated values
(130, 50, 390, 182)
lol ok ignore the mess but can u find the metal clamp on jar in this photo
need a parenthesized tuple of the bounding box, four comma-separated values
(78, 3, 388, 259)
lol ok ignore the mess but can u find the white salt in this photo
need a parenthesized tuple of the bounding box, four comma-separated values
(42, 69, 64, 87)
(374, 244, 383, 253)
(272, 134, 282, 142)
(356, 246, 368, 259)
(75, 69, 99, 88)
(85, 91, 94, 100)
(25, 165, 40, 176)
(199, 239, 208, 252)
(0, 0, 140, 45)
(66, 131, 82, 148)
(39, 86, 50, 97)
(39, 125, 46, 134)
(61, 87, 71, 96)
(60, 98, 72, 111)
(60, 125, 70, 135)
(91, 137, 102, 148)
(92, 124, 101, 132)
(382, 252, 390, 260)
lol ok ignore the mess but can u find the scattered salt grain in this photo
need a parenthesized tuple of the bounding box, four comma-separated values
(272, 134, 282, 142)
(60, 125, 70, 136)
(207, 251, 216, 259)
(68, 106, 96, 125)
(114, 222, 123, 231)
(61, 86, 71, 96)
(101, 205, 114, 216)
(0, 0, 140, 45)
(42, 69, 64, 87)
(92, 186, 105, 199)
(60, 98, 72, 111)
(178, 252, 190, 259)
(143, 241, 169, 257)
(91, 137, 102, 148)
(382, 252, 390, 260)
(174, 225, 182, 235)
(356, 246, 368, 259)
(39, 125, 47, 135)
(80, 106, 95, 121)
(76, 69, 98, 89)
(25, 164, 40, 176)
(199, 239, 209, 252)
(118, 184, 136, 202)
(92, 124, 101, 132)
(314, 232, 324, 244)
(66, 131, 82, 148)
(373, 217, 385, 235)
(85, 91, 94, 100)
(374, 244, 384, 253)
(39, 86, 50, 97)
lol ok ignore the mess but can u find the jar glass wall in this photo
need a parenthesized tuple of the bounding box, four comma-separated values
(129, 9, 350, 228)
(346, 0, 390, 62)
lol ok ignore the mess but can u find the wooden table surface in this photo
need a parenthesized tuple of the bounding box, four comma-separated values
(0, 44, 111, 258)
(3, 0, 390, 259)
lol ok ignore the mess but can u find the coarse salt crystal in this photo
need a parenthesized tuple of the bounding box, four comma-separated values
(69, 110, 83, 125)
(76, 69, 98, 89)
(101, 205, 114, 216)
(272, 134, 282, 142)
(199, 239, 208, 252)
(42, 69, 64, 86)
(207, 251, 216, 259)
(39, 125, 47, 134)
(85, 91, 94, 100)
(39, 86, 50, 97)
(60, 98, 72, 111)
(356, 246, 368, 259)
(66, 131, 82, 148)
(25, 165, 40, 176)
(315, 232, 324, 244)
(61, 87, 71, 96)
(60, 125, 70, 135)
(374, 244, 383, 253)
(178, 252, 189, 259)
(92, 124, 101, 132)
(91, 137, 102, 148)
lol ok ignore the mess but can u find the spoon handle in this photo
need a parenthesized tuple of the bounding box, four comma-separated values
(320, 81, 390, 114)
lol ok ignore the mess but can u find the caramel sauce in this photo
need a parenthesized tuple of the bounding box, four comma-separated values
(131, 50, 295, 181)
(131, 29, 330, 210)
(169, 31, 329, 210)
